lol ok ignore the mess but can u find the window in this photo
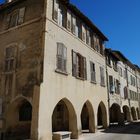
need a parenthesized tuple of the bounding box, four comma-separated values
(116, 80, 120, 94)
(107, 56, 111, 66)
(113, 61, 117, 71)
(99, 40, 104, 55)
(67, 10, 71, 31)
(90, 61, 96, 83)
(53, 0, 59, 22)
(119, 67, 123, 77)
(6, 7, 25, 29)
(86, 29, 91, 46)
(56, 43, 67, 73)
(5, 46, 17, 72)
(109, 75, 114, 93)
(100, 66, 105, 86)
(82, 25, 86, 42)
(91, 33, 95, 49)
(72, 50, 87, 80)
(123, 69, 127, 79)
(95, 36, 100, 52)
(71, 15, 76, 35)
(124, 87, 128, 99)
(76, 19, 82, 39)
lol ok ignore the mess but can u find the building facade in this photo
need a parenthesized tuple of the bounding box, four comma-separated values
(105, 49, 140, 125)
(0, 0, 139, 140)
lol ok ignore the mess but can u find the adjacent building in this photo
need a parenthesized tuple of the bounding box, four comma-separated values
(105, 49, 140, 125)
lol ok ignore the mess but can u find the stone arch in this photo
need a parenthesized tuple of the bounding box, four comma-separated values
(136, 108, 140, 119)
(81, 100, 95, 133)
(97, 101, 107, 129)
(6, 97, 32, 139)
(52, 98, 78, 139)
(131, 107, 137, 120)
(123, 105, 131, 122)
(110, 103, 121, 124)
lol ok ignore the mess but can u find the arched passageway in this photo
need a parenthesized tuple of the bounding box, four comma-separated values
(81, 101, 95, 133)
(6, 98, 32, 139)
(131, 107, 137, 120)
(110, 104, 121, 124)
(123, 106, 131, 122)
(136, 108, 140, 119)
(52, 98, 78, 139)
(97, 102, 107, 129)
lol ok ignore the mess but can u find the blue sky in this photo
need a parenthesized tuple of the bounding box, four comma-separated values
(70, 0, 140, 66)
(0, 0, 140, 66)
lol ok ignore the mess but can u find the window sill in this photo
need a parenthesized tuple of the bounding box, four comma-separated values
(91, 81, 97, 84)
(107, 64, 112, 68)
(75, 76, 85, 81)
(55, 69, 68, 76)
(100, 83, 106, 87)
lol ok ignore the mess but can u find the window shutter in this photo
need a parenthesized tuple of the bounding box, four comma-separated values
(57, 43, 63, 70)
(72, 15, 76, 34)
(53, 0, 59, 22)
(62, 46, 67, 72)
(83, 57, 87, 80)
(57, 43, 67, 72)
(5, 14, 10, 29)
(67, 10, 71, 31)
(82, 25, 86, 42)
(91, 33, 95, 49)
(18, 7, 25, 24)
(72, 50, 77, 77)
(86, 29, 91, 46)
(58, 8, 63, 26)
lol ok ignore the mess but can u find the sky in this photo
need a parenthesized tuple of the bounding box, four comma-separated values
(70, 0, 140, 66)
(0, 0, 140, 66)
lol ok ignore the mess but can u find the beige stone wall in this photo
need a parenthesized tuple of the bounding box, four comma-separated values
(38, 0, 109, 140)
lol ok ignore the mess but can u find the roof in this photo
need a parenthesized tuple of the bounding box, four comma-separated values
(62, 0, 108, 41)
(0, 0, 25, 11)
(0, 0, 108, 41)
(105, 48, 120, 61)
(112, 50, 136, 70)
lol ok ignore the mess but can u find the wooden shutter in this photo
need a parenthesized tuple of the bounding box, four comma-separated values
(83, 57, 87, 80)
(67, 10, 71, 30)
(57, 43, 67, 72)
(86, 29, 90, 45)
(72, 50, 77, 77)
(72, 15, 76, 34)
(53, 0, 59, 22)
(58, 8, 63, 26)
(57, 43, 63, 70)
(18, 7, 25, 24)
(5, 14, 10, 29)
(82, 25, 86, 42)
(62, 46, 67, 72)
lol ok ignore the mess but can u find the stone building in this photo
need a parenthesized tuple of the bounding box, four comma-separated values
(105, 49, 140, 125)
(0, 0, 45, 139)
(0, 0, 109, 140)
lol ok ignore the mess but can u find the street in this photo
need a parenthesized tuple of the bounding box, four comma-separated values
(78, 122, 140, 140)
